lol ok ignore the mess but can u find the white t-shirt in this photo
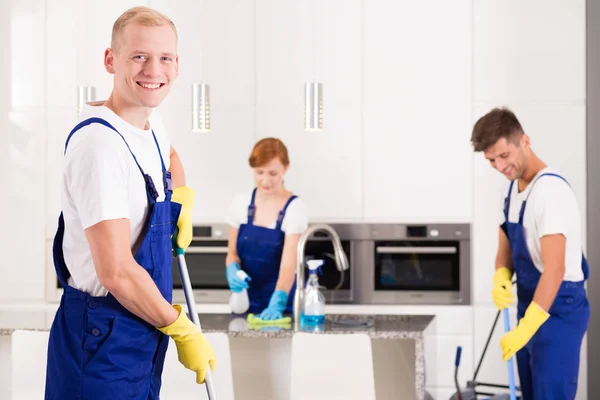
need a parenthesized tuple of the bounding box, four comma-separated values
(61, 103, 171, 296)
(225, 191, 308, 234)
(501, 167, 585, 281)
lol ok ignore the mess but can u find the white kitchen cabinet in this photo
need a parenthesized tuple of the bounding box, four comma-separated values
(0, 109, 48, 301)
(256, 0, 363, 220)
(363, 0, 473, 223)
(47, 0, 148, 108)
(473, 0, 585, 104)
(1, 0, 47, 110)
(255, 0, 312, 108)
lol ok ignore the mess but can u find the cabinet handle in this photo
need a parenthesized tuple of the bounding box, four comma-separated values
(376, 246, 457, 254)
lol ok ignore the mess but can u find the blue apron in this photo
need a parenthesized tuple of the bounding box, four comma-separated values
(501, 173, 590, 400)
(236, 188, 298, 313)
(45, 117, 181, 400)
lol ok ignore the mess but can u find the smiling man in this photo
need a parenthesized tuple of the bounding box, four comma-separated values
(45, 7, 215, 399)
(471, 107, 590, 400)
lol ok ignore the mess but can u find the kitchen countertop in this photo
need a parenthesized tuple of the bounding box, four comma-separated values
(202, 313, 434, 339)
(0, 309, 434, 339)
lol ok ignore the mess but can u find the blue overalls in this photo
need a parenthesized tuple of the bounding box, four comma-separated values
(45, 118, 181, 400)
(236, 188, 298, 313)
(501, 173, 590, 400)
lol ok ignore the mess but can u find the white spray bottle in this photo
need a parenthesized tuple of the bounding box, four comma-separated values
(229, 270, 250, 314)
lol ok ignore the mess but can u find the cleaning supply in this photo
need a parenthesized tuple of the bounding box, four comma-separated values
(229, 269, 250, 314)
(246, 313, 292, 329)
(302, 259, 326, 325)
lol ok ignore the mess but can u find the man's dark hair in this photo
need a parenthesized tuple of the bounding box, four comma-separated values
(471, 107, 524, 152)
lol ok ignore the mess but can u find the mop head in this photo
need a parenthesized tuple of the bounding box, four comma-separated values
(246, 313, 292, 328)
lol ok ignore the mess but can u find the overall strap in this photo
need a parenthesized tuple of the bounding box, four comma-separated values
(503, 180, 515, 223)
(64, 117, 167, 203)
(247, 188, 258, 224)
(150, 129, 172, 201)
(518, 173, 569, 224)
(275, 195, 298, 230)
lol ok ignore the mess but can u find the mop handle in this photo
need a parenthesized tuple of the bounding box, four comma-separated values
(173, 231, 218, 400)
(502, 308, 517, 400)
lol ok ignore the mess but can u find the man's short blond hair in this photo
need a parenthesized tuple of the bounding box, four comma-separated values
(111, 6, 178, 52)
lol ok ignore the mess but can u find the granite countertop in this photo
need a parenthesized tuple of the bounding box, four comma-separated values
(205, 313, 434, 339)
(0, 309, 434, 339)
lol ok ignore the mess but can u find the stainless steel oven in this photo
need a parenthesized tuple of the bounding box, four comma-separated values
(48, 223, 469, 306)
(353, 223, 471, 305)
(171, 224, 354, 304)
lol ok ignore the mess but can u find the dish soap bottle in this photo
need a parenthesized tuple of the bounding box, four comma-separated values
(229, 270, 250, 314)
(302, 259, 326, 325)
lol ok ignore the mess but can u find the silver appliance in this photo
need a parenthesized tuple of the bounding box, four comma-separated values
(352, 223, 471, 305)
(48, 222, 470, 306)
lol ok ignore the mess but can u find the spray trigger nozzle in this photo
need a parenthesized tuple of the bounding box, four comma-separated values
(307, 259, 324, 275)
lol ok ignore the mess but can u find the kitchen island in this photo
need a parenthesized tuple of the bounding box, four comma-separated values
(0, 308, 436, 400)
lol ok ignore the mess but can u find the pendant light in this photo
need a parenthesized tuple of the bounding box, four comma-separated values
(304, 0, 323, 131)
(304, 82, 322, 131)
(192, 83, 210, 132)
(192, 4, 210, 133)
(77, 86, 96, 117)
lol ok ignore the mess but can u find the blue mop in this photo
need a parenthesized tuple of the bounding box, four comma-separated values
(502, 308, 518, 400)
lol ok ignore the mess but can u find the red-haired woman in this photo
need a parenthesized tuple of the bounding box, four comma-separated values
(224, 138, 308, 321)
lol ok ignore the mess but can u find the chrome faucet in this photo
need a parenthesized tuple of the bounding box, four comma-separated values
(293, 224, 350, 330)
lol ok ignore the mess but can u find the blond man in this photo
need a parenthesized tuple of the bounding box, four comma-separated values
(45, 7, 215, 399)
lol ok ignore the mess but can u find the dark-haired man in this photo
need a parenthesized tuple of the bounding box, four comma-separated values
(471, 107, 589, 400)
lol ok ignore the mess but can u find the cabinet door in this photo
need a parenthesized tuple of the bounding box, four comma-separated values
(0, 0, 47, 302)
(363, 0, 473, 222)
(256, 0, 363, 221)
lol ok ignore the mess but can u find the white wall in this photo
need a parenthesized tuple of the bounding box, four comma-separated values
(0, 0, 587, 398)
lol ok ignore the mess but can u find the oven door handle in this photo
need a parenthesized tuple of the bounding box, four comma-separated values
(376, 246, 457, 254)
(184, 247, 229, 254)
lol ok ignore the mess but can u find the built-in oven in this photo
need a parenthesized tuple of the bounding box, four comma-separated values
(47, 223, 469, 306)
(353, 224, 471, 305)
(171, 224, 354, 305)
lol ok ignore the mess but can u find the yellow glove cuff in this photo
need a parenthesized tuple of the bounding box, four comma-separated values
(172, 186, 195, 213)
(493, 267, 513, 285)
(521, 301, 550, 332)
(157, 305, 196, 338)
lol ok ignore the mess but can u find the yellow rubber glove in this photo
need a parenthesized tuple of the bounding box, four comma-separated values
(492, 267, 514, 310)
(171, 186, 195, 250)
(500, 301, 549, 361)
(158, 305, 216, 383)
